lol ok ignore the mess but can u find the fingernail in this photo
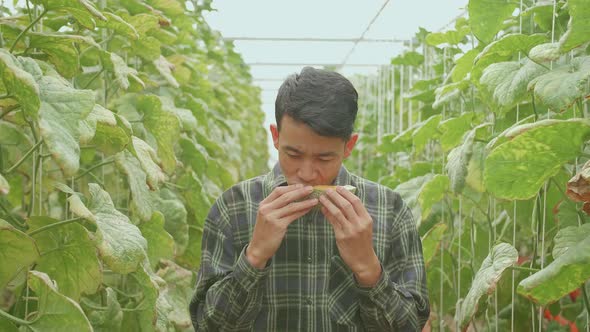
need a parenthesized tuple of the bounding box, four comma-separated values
(296, 183, 303, 188)
(305, 186, 313, 191)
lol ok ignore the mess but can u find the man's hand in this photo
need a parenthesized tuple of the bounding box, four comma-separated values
(246, 184, 318, 269)
(319, 186, 382, 287)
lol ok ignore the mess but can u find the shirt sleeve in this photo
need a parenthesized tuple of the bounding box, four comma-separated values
(189, 197, 270, 331)
(356, 198, 430, 331)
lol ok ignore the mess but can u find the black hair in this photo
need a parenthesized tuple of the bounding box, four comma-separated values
(274, 66, 358, 141)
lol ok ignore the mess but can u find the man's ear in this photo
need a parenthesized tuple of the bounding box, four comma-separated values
(270, 124, 279, 149)
(343, 133, 358, 159)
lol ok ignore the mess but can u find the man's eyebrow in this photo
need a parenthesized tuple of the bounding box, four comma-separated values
(283, 146, 337, 157)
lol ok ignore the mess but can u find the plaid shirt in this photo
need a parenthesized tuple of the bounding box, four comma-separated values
(189, 164, 429, 331)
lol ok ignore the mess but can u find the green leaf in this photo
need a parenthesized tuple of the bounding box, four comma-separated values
(468, 0, 517, 44)
(0, 317, 17, 332)
(160, 96, 198, 132)
(149, 0, 185, 17)
(0, 50, 40, 118)
(466, 142, 487, 193)
(153, 56, 180, 88)
(71, 183, 147, 274)
(156, 260, 196, 330)
(0, 219, 39, 289)
(28, 33, 99, 78)
(425, 26, 470, 46)
(38, 75, 95, 176)
(552, 224, 590, 259)
(138, 212, 175, 269)
(132, 36, 161, 61)
(27, 270, 93, 332)
(450, 48, 480, 82)
(31, 0, 106, 29)
(480, 60, 548, 112)
(432, 79, 470, 109)
(136, 95, 180, 174)
(28, 216, 101, 301)
(154, 189, 189, 255)
(68, 194, 96, 222)
(79, 104, 116, 144)
(418, 174, 449, 220)
(484, 119, 590, 200)
(91, 113, 133, 155)
(175, 225, 203, 269)
(391, 51, 424, 67)
(421, 223, 447, 268)
(177, 171, 210, 223)
(96, 12, 138, 40)
(377, 125, 416, 154)
(102, 52, 144, 91)
(179, 136, 209, 173)
(394, 174, 434, 224)
(412, 115, 442, 155)
(475, 33, 548, 65)
(458, 243, 518, 328)
(528, 56, 590, 111)
(130, 136, 166, 190)
(446, 129, 476, 193)
(115, 150, 154, 222)
(120, 263, 160, 332)
(0, 173, 9, 195)
(558, 0, 590, 52)
(518, 231, 590, 305)
(81, 288, 123, 332)
(529, 43, 561, 63)
(439, 112, 473, 152)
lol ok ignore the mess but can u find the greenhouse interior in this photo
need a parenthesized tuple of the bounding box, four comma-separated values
(1, 0, 590, 331)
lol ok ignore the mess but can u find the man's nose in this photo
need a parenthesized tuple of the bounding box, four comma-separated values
(297, 161, 315, 183)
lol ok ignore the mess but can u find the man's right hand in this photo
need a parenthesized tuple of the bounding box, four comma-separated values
(246, 184, 318, 269)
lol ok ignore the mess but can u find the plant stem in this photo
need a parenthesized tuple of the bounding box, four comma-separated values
(3, 139, 43, 174)
(582, 281, 590, 317)
(74, 159, 114, 181)
(82, 68, 104, 89)
(28, 217, 83, 236)
(509, 265, 540, 273)
(9, 9, 47, 53)
(0, 199, 27, 228)
(0, 308, 30, 326)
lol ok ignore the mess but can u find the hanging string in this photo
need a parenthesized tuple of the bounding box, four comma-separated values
(399, 65, 405, 133)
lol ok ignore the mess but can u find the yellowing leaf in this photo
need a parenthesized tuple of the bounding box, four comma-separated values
(38, 75, 95, 176)
(27, 270, 93, 331)
(0, 50, 40, 118)
(0, 219, 39, 289)
(28, 216, 102, 301)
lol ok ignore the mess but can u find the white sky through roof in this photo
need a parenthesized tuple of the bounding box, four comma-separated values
(204, 0, 467, 166)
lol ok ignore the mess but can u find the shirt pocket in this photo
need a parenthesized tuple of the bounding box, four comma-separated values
(328, 255, 363, 330)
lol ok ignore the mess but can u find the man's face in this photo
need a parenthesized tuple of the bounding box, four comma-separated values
(270, 115, 358, 186)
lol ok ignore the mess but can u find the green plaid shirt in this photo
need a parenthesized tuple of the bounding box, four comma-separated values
(189, 164, 429, 331)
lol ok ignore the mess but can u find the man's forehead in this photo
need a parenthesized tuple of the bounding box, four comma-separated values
(283, 145, 339, 156)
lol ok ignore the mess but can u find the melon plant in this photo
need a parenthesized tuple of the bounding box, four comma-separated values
(347, 0, 590, 329)
(0, 0, 268, 330)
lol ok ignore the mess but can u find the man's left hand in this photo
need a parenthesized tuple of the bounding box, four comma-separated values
(319, 186, 382, 287)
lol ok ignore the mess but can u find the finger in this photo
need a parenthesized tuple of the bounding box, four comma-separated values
(266, 185, 314, 210)
(324, 188, 359, 223)
(321, 206, 344, 232)
(281, 205, 315, 225)
(261, 184, 303, 205)
(319, 194, 350, 231)
(275, 198, 318, 218)
(335, 186, 370, 220)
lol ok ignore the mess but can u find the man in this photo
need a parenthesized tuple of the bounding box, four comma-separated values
(189, 67, 429, 331)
